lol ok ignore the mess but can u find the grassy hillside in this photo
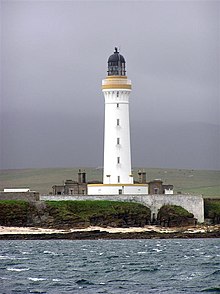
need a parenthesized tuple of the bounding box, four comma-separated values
(0, 167, 219, 197)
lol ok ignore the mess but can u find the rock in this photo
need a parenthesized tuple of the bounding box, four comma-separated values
(157, 205, 197, 227)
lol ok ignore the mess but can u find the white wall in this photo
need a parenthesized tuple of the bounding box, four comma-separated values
(87, 184, 148, 195)
(164, 189, 174, 194)
(103, 87, 133, 184)
(4, 188, 30, 192)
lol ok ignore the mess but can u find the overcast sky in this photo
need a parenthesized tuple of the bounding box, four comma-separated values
(1, 0, 220, 170)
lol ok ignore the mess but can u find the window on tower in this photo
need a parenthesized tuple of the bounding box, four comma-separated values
(116, 103, 119, 108)
(117, 138, 120, 145)
(118, 176, 120, 183)
(117, 119, 120, 126)
(116, 91, 119, 97)
(117, 157, 120, 164)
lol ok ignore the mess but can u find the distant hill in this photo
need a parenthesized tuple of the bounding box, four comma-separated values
(0, 167, 219, 197)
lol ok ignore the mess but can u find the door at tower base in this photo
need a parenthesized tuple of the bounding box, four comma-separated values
(87, 184, 148, 195)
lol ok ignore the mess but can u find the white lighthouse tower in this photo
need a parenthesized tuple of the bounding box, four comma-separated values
(102, 48, 133, 185)
(88, 48, 148, 195)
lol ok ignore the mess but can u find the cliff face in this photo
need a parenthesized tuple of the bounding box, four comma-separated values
(0, 200, 151, 228)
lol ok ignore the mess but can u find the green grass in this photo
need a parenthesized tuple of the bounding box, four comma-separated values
(159, 205, 193, 218)
(0, 167, 219, 197)
(0, 200, 29, 226)
(0, 200, 28, 207)
(204, 199, 220, 218)
(45, 200, 150, 220)
(157, 205, 196, 226)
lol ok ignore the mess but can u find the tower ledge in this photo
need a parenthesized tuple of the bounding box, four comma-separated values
(102, 76, 132, 90)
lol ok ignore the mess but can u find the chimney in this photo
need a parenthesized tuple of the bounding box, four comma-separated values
(138, 170, 146, 184)
(78, 169, 82, 184)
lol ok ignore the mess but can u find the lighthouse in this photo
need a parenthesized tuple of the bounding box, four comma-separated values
(88, 48, 148, 195)
(102, 47, 133, 185)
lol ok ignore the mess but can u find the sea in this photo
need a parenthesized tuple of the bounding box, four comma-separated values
(0, 239, 219, 294)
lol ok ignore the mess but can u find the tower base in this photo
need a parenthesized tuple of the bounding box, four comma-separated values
(87, 184, 148, 195)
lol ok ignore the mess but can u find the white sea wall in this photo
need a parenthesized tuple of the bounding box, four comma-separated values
(40, 194, 204, 223)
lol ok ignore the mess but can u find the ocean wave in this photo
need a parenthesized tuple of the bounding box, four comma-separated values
(140, 267, 159, 272)
(7, 267, 30, 272)
(28, 277, 47, 281)
(43, 250, 57, 255)
(152, 248, 163, 252)
(201, 287, 220, 292)
(75, 279, 94, 285)
(29, 290, 47, 293)
(0, 239, 219, 293)
(106, 255, 119, 259)
(206, 269, 220, 277)
(0, 255, 16, 260)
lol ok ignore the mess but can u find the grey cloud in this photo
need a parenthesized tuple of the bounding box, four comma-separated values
(1, 0, 219, 169)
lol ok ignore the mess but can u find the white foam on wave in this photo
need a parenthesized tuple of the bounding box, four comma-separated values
(0, 254, 28, 261)
(7, 267, 30, 272)
(0, 277, 10, 280)
(153, 248, 162, 252)
(28, 277, 46, 281)
(43, 250, 57, 255)
(0, 255, 16, 260)
(0, 255, 9, 260)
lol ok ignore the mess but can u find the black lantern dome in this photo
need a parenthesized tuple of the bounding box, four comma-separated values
(107, 47, 126, 76)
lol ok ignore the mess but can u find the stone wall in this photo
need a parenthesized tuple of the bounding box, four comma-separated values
(0, 192, 40, 201)
(40, 194, 204, 223)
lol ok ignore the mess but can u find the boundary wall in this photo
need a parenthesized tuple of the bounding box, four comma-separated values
(40, 194, 204, 223)
(0, 192, 40, 201)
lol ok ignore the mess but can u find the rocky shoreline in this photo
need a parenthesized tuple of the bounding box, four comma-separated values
(0, 225, 219, 240)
